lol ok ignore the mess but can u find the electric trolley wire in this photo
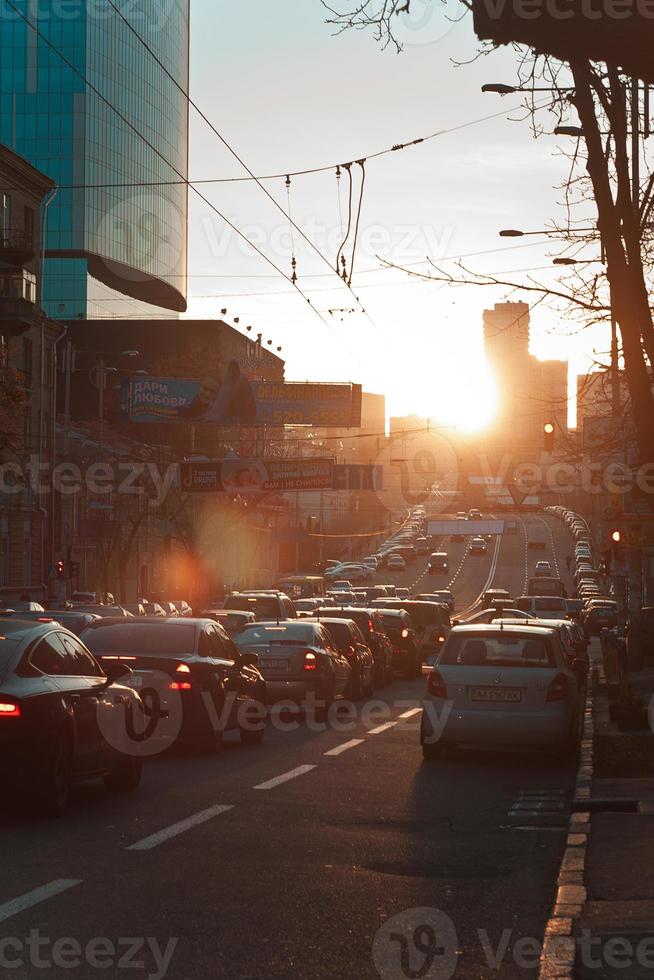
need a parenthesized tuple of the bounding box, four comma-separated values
(3, 0, 366, 367)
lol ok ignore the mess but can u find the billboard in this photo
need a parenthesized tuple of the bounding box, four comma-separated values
(473, 0, 654, 83)
(122, 372, 362, 427)
(179, 458, 334, 494)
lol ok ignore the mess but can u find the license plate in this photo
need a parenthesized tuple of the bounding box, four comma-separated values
(259, 659, 289, 671)
(469, 687, 522, 703)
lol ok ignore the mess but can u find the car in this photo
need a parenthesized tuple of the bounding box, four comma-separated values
(140, 600, 167, 617)
(463, 608, 532, 625)
(387, 554, 406, 571)
(526, 577, 566, 598)
(69, 604, 134, 618)
(293, 598, 328, 617)
(305, 617, 374, 700)
(395, 588, 410, 600)
(313, 606, 393, 687)
(469, 537, 487, 555)
(456, 512, 467, 520)
(580, 605, 618, 635)
(0, 609, 102, 637)
(420, 624, 586, 760)
(566, 599, 584, 621)
(198, 609, 257, 635)
(234, 620, 350, 715)
(0, 620, 144, 814)
(468, 508, 482, 519)
(372, 609, 420, 679)
(330, 580, 353, 592)
(171, 600, 193, 617)
(415, 537, 429, 555)
(481, 589, 513, 609)
(415, 590, 455, 613)
(371, 599, 451, 663)
(514, 596, 569, 620)
(158, 601, 180, 617)
(534, 560, 552, 577)
(82, 617, 266, 752)
(0, 600, 45, 613)
(428, 552, 449, 574)
(327, 589, 357, 606)
(123, 603, 147, 617)
(224, 592, 296, 621)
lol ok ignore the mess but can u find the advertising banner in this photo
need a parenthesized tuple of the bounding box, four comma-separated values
(179, 458, 334, 494)
(122, 373, 362, 427)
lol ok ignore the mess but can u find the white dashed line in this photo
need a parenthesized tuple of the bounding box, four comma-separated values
(128, 805, 234, 851)
(368, 721, 398, 735)
(398, 708, 422, 719)
(253, 765, 316, 790)
(324, 739, 365, 756)
(0, 880, 82, 924)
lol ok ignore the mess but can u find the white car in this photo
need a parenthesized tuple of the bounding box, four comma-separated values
(469, 537, 487, 555)
(420, 624, 586, 760)
(387, 554, 406, 571)
(534, 560, 552, 577)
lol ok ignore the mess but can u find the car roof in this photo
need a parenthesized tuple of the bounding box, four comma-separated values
(451, 623, 557, 637)
(83, 616, 206, 628)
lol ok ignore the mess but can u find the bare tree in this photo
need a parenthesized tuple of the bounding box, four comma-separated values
(322, 2, 654, 467)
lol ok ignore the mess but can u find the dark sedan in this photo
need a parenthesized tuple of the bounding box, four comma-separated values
(0, 620, 143, 815)
(81, 618, 266, 753)
(0, 609, 102, 636)
(304, 617, 374, 701)
(374, 609, 421, 679)
(313, 606, 393, 688)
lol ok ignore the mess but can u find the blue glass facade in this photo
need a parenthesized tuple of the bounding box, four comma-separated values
(0, 1, 189, 317)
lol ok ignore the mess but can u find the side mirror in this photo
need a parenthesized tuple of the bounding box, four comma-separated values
(238, 652, 259, 668)
(102, 662, 133, 688)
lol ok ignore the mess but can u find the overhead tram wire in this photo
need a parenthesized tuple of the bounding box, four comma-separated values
(103, 0, 378, 327)
(4, 0, 365, 368)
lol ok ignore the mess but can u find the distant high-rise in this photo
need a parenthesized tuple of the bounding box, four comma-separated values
(0, 1, 189, 318)
(483, 302, 568, 453)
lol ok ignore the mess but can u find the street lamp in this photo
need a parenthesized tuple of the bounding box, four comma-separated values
(499, 226, 597, 238)
(482, 83, 574, 95)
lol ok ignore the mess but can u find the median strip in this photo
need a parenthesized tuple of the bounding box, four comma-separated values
(253, 765, 316, 790)
(0, 880, 82, 925)
(127, 805, 234, 851)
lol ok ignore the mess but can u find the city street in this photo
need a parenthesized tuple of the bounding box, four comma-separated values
(0, 515, 581, 979)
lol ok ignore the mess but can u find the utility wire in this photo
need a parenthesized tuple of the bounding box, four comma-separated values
(4, 0, 365, 367)
(103, 0, 376, 325)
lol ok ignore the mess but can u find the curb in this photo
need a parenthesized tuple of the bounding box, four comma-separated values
(538, 684, 595, 980)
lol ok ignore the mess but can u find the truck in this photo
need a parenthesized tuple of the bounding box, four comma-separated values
(527, 525, 548, 549)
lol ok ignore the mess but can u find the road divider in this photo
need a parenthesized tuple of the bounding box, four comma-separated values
(324, 739, 365, 756)
(0, 880, 82, 925)
(253, 765, 317, 791)
(127, 805, 234, 851)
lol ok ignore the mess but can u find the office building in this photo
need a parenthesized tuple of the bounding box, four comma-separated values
(0, 1, 190, 319)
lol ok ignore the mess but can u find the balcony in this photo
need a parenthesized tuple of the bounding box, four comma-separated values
(0, 272, 38, 336)
(0, 230, 35, 267)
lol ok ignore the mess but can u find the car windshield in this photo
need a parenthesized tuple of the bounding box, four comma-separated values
(441, 634, 555, 667)
(83, 624, 196, 656)
(235, 623, 315, 645)
(225, 596, 281, 618)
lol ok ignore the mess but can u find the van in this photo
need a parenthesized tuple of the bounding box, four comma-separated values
(515, 595, 569, 619)
(416, 537, 429, 555)
(428, 552, 449, 574)
(526, 576, 566, 597)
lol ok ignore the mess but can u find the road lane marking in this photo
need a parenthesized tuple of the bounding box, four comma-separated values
(324, 739, 365, 756)
(253, 765, 316, 790)
(398, 708, 422, 719)
(0, 880, 82, 925)
(127, 805, 234, 851)
(368, 721, 398, 735)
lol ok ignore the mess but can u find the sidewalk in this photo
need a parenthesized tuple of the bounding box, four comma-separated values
(573, 642, 654, 979)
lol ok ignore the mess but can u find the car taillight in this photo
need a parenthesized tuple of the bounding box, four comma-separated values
(0, 701, 21, 717)
(303, 651, 318, 671)
(431, 631, 446, 643)
(546, 673, 568, 702)
(368, 620, 374, 632)
(401, 629, 409, 639)
(168, 681, 192, 691)
(427, 670, 447, 699)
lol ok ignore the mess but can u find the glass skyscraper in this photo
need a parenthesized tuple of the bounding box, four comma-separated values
(0, 0, 189, 318)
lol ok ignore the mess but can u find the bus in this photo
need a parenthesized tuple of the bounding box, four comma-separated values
(276, 575, 326, 600)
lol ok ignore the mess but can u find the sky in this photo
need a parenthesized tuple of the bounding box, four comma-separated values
(185, 0, 608, 429)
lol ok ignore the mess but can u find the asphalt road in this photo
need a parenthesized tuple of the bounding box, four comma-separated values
(0, 513, 581, 980)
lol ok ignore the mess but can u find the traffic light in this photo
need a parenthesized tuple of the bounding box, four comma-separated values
(55, 559, 66, 579)
(543, 421, 555, 453)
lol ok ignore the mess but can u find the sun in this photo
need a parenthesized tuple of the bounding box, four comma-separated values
(389, 357, 497, 433)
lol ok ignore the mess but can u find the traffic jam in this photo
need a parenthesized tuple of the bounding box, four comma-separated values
(0, 507, 596, 817)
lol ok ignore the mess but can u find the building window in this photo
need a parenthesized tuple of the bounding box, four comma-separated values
(0, 271, 37, 303)
(1, 194, 11, 241)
